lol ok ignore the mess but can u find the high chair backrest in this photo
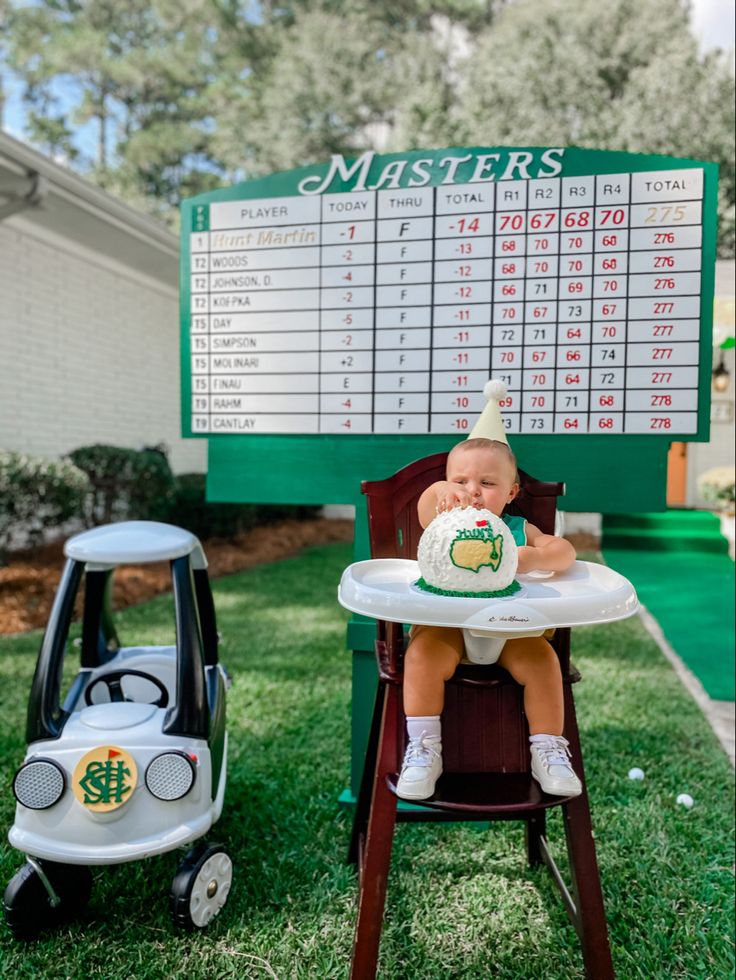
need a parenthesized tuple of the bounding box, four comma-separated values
(361, 451, 564, 560)
(360, 451, 573, 722)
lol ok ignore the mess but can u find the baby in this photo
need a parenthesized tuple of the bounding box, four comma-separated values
(396, 436, 582, 801)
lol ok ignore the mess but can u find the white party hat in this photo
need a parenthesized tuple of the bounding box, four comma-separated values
(467, 379, 509, 444)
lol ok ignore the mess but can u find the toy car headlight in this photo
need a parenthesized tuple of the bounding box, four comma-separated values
(145, 752, 196, 801)
(13, 759, 66, 810)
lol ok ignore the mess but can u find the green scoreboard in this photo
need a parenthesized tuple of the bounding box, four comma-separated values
(181, 146, 718, 796)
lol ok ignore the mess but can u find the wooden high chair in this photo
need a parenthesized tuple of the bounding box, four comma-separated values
(348, 452, 614, 980)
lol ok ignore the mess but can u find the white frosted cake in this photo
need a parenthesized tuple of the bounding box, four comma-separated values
(416, 507, 520, 598)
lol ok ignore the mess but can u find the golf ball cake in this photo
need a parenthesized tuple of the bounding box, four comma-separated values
(416, 508, 521, 598)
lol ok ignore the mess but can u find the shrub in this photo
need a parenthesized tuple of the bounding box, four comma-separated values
(0, 452, 91, 557)
(697, 465, 736, 510)
(166, 473, 319, 540)
(69, 444, 176, 525)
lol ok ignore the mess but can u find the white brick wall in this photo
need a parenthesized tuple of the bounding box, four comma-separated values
(0, 217, 206, 474)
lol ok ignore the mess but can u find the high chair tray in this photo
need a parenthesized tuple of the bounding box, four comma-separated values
(338, 559, 638, 635)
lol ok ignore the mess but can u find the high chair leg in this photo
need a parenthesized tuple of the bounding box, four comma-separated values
(562, 688, 615, 979)
(351, 684, 400, 980)
(525, 811, 546, 867)
(349, 684, 385, 867)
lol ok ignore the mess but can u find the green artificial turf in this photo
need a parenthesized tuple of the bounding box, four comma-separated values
(0, 542, 734, 979)
(603, 513, 735, 702)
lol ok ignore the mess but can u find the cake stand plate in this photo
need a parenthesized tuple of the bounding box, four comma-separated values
(338, 559, 638, 637)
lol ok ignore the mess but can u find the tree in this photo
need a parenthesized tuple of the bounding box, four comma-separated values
(453, 0, 735, 255)
(5, 0, 230, 216)
(3, 0, 733, 254)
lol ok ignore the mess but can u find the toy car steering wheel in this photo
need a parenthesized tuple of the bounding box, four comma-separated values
(84, 670, 169, 707)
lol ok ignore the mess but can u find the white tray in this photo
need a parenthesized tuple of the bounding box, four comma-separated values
(338, 559, 638, 637)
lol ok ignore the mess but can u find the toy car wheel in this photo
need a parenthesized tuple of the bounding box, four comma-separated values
(170, 842, 232, 930)
(4, 860, 93, 940)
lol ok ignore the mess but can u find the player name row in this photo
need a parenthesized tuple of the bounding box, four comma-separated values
(190, 294, 701, 321)
(190, 343, 699, 372)
(191, 389, 697, 413)
(190, 412, 697, 435)
(191, 366, 699, 391)
(189, 320, 702, 347)
(191, 243, 703, 276)
(191, 304, 701, 332)
(190, 203, 703, 253)
(191, 272, 701, 301)
(203, 172, 704, 231)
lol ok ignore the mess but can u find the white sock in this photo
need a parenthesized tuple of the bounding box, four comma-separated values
(529, 733, 561, 743)
(406, 715, 441, 741)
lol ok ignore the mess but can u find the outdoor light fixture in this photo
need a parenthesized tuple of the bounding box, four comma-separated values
(712, 356, 731, 393)
(13, 759, 66, 810)
(145, 751, 196, 801)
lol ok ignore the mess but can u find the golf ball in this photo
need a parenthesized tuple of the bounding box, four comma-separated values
(628, 767, 645, 781)
(676, 793, 694, 808)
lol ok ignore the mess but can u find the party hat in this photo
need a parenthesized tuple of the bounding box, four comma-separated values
(467, 379, 509, 444)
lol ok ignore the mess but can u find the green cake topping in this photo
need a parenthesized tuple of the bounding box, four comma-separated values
(414, 577, 522, 599)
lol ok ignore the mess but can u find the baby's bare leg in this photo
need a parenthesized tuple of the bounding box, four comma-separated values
(498, 636, 563, 736)
(403, 625, 464, 716)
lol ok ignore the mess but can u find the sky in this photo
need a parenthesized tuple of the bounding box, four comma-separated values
(2, 0, 735, 161)
(690, 0, 735, 52)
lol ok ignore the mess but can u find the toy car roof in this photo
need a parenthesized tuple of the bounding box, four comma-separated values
(64, 521, 207, 570)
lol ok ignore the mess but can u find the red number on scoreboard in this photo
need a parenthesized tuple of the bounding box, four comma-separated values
(599, 208, 625, 225)
(530, 212, 556, 229)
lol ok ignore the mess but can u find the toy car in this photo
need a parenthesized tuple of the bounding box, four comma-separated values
(4, 521, 232, 939)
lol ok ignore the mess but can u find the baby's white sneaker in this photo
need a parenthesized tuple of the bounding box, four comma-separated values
(395, 733, 442, 801)
(530, 735, 582, 797)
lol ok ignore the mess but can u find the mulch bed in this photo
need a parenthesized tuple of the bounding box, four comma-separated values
(0, 518, 354, 636)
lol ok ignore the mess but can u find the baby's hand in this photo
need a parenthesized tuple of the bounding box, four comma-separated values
(516, 546, 538, 574)
(435, 482, 479, 514)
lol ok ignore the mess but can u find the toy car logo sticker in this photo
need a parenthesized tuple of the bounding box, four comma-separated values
(73, 746, 137, 812)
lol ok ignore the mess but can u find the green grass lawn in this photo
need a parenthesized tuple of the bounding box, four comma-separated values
(0, 542, 734, 979)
